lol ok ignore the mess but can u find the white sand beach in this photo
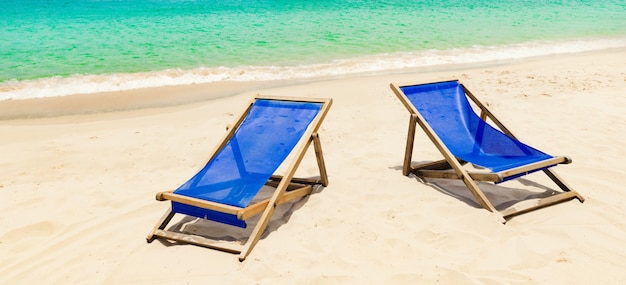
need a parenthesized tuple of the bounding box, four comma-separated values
(1, 49, 625, 284)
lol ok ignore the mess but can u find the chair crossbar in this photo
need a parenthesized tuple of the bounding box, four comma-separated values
(152, 229, 244, 253)
(501, 191, 582, 220)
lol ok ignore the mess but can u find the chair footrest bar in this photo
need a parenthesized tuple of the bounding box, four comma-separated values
(239, 185, 312, 220)
(501, 191, 582, 220)
(269, 175, 322, 185)
(153, 229, 243, 254)
(412, 159, 454, 171)
(413, 169, 460, 179)
(414, 168, 503, 182)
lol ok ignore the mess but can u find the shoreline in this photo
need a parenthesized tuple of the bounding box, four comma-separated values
(1, 46, 624, 121)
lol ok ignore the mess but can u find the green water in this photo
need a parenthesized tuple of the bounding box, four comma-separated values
(1, 0, 625, 99)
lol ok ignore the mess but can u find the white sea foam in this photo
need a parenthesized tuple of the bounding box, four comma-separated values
(1, 37, 625, 101)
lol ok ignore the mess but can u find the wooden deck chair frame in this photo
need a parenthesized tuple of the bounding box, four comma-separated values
(389, 80, 584, 221)
(147, 95, 332, 261)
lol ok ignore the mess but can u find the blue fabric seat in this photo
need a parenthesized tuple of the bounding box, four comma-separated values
(400, 81, 553, 176)
(172, 99, 323, 227)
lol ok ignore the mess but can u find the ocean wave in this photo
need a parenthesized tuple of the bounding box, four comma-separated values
(2, 37, 625, 101)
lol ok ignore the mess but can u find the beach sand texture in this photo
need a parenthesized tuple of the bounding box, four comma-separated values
(1, 50, 625, 284)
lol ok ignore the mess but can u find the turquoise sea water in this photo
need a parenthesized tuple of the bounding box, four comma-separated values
(1, 0, 625, 100)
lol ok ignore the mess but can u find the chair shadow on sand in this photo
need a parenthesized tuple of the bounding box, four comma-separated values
(390, 164, 565, 214)
(154, 182, 325, 248)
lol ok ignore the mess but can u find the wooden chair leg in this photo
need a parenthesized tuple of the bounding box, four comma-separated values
(239, 131, 316, 261)
(147, 208, 175, 242)
(312, 133, 329, 187)
(543, 169, 585, 202)
(460, 175, 497, 213)
(403, 114, 418, 176)
(239, 177, 292, 261)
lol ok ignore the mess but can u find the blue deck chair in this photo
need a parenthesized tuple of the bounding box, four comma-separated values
(390, 80, 583, 220)
(147, 95, 332, 261)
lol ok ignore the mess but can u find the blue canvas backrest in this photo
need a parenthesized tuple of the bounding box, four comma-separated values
(171, 99, 322, 227)
(401, 81, 479, 155)
(400, 81, 552, 172)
